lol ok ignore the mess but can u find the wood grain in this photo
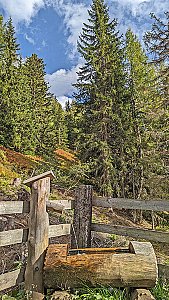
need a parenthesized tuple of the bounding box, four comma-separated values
(23, 170, 55, 186)
(0, 228, 28, 247)
(49, 224, 71, 238)
(0, 201, 30, 215)
(25, 177, 50, 296)
(44, 243, 157, 288)
(0, 269, 23, 291)
(93, 197, 169, 212)
(71, 185, 93, 248)
(91, 223, 169, 243)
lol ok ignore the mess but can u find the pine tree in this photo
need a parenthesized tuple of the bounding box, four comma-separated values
(144, 12, 169, 103)
(0, 17, 20, 147)
(25, 54, 68, 156)
(24, 54, 50, 154)
(125, 29, 164, 202)
(65, 100, 82, 150)
(40, 94, 68, 156)
(144, 13, 169, 199)
(74, 0, 126, 196)
(12, 57, 36, 153)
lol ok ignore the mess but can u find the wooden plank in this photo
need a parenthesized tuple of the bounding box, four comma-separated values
(25, 177, 50, 297)
(46, 200, 64, 214)
(49, 224, 71, 238)
(93, 197, 169, 212)
(0, 224, 71, 247)
(91, 223, 169, 243)
(0, 199, 73, 215)
(71, 185, 93, 248)
(23, 170, 55, 187)
(0, 201, 30, 215)
(0, 269, 23, 291)
(49, 200, 74, 210)
(0, 229, 28, 247)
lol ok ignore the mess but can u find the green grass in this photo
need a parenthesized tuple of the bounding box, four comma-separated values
(73, 287, 129, 300)
(151, 280, 169, 300)
(1, 281, 169, 300)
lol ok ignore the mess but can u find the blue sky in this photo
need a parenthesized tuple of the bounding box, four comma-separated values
(0, 0, 168, 106)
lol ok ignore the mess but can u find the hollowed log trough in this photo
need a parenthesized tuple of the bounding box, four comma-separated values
(44, 241, 158, 289)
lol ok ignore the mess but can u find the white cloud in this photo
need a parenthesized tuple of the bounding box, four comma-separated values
(0, 0, 44, 24)
(25, 34, 35, 45)
(63, 3, 89, 57)
(57, 96, 73, 107)
(45, 64, 81, 106)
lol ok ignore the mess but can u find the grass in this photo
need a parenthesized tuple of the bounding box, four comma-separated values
(73, 287, 129, 300)
(151, 279, 169, 300)
(1, 281, 169, 300)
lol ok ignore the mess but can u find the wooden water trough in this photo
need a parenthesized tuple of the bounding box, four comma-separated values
(44, 241, 158, 289)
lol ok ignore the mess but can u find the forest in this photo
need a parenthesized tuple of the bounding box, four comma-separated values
(0, 2, 168, 201)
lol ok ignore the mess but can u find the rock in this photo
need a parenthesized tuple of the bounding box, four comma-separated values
(131, 289, 155, 300)
(51, 291, 72, 300)
(12, 178, 21, 187)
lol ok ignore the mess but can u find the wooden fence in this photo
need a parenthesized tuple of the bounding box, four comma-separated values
(0, 171, 169, 297)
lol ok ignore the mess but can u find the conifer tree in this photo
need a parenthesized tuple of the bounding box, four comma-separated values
(25, 54, 68, 156)
(125, 29, 162, 200)
(74, 0, 126, 196)
(24, 54, 50, 154)
(144, 12, 169, 102)
(0, 17, 20, 147)
(12, 57, 36, 153)
(65, 100, 82, 150)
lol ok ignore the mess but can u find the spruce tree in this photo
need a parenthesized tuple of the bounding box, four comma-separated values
(125, 29, 163, 201)
(24, 54, 50, 155)
(144, 12, 169, 102)
(74, 0, 126, 196)
(25, 54, 68, 156)
(0, 17, 20, 148)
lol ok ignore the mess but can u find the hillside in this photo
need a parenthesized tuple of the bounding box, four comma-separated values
(0, 146, 169, 271)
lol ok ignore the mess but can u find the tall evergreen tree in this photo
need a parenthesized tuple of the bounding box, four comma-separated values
(24, 54, 50, 154)
(144, 12, 169, 102)
(74, 0, 126, 196)
(0, 17, 20, 147)
(125, 29, 166, 202)
(25, 54, 68, 156)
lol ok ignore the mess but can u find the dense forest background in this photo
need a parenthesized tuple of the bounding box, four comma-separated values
(0, 0, 168, 199)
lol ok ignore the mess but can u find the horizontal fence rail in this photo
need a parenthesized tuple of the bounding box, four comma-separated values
(91, 223, 169, 243)
(93, 197, 169, 212)
(1, 198, 169, 215)
(0, 225, 71, 247)
(0, 269, 24, 292)
(2, 222, 169, 246)
(49, 224, 71, 238)
(0, 201, 30, 215)
(0, 200, 73, 215)
(0, 229, 28, 247)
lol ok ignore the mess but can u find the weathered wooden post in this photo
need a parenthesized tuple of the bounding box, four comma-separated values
(71, 185, 93, 248)
(24, 171, 55, 300)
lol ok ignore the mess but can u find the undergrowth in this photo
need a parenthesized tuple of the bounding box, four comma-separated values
(151, 279, 169, 300)
(1, 281, 169, 300)
(73, 287, 129, 300)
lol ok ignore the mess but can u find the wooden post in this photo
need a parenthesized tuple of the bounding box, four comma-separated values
(71, 185, 93, 249)
(24, 171, 55, 300)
